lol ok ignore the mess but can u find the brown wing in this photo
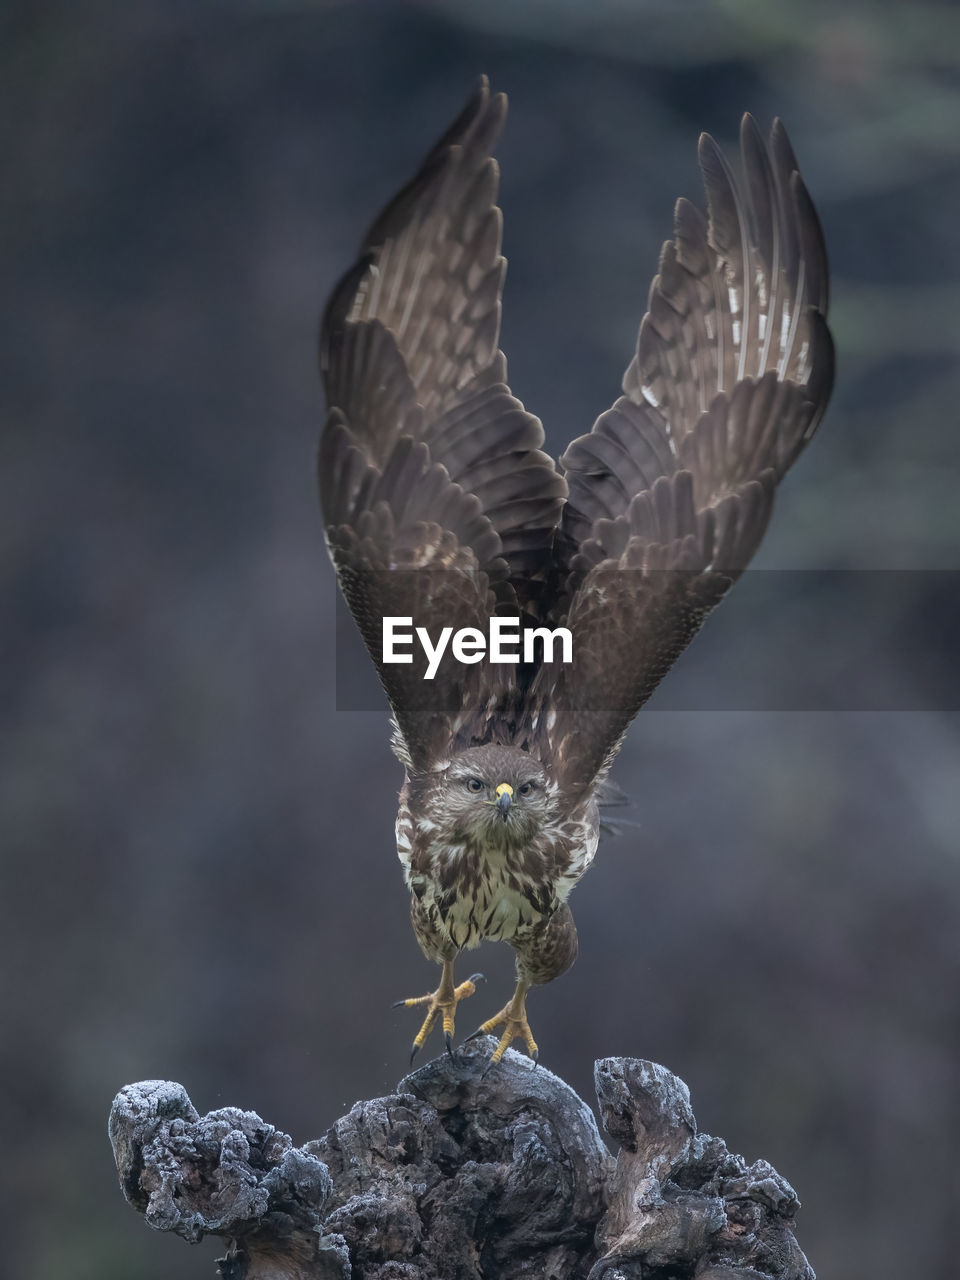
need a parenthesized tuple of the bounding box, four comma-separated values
(319, 79, 565, 770)
(529, 115, 834, 796)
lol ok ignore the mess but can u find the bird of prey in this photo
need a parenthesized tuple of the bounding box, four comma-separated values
(318, 79, 833, 1065)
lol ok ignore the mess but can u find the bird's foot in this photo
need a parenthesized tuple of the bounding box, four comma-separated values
(394, 970, 483, 1064)
(468, 984, 538, 1066)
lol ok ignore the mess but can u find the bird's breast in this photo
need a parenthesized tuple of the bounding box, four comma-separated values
(420, 839, 551, 950)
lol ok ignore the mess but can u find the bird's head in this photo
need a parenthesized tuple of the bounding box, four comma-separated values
(431, 744, 556, 846)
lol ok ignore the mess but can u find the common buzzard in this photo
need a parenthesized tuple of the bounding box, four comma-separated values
(318, 80, 833, 1064)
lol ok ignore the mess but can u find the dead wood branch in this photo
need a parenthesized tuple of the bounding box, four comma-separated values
(109, 1037, 813, 1279)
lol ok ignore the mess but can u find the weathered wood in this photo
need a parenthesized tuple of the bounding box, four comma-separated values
(109, 1037, 813, 1279)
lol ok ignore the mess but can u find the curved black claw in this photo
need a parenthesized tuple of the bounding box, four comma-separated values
(409, 1042, 421, 1066)
(464, 1027, 485, 1044)
(531, 1050, 540, 1070)
(392, 999, 407, 1009)
(468, 973, 486, 985)
(444, 1030, 454, 1058)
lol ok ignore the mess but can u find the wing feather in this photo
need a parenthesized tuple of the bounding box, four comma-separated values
(532, 115, 833, 796)
(318, 80, 565, 769)
(318, 89, 833, 791)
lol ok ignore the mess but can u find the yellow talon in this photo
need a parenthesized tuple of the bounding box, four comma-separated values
(474, 982, 539, 1065)
(393, 961, 482, 1062)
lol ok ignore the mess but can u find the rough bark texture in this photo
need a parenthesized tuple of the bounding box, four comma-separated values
(109, 1037, 814, 1280)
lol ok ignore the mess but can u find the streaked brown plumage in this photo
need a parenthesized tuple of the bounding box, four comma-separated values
(318, 79, 834, 1063)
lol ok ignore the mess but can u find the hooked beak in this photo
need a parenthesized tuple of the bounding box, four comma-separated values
(495, 782, 513, 821)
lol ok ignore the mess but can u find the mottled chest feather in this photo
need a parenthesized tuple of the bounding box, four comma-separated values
(396, 793, 598, 953)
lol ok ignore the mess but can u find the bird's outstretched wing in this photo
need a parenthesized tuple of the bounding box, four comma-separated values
(529, 115, 834, 796)
(319, 79, 565, 771)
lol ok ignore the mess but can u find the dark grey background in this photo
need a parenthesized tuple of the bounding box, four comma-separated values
(3, 1, 960, 1277)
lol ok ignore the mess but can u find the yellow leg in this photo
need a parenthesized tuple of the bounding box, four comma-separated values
(393, 959, 483, 1063)
(470, 981, 538, 1065)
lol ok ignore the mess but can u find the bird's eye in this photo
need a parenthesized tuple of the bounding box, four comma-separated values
(518, 781, 535, 797)
(466, 778, 484, 793)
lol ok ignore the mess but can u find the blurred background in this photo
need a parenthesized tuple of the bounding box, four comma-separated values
(3, 0, 960, 1276)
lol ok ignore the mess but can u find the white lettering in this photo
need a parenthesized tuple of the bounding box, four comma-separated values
(452, 627, 486, 664)
(380, 617, 574, 678)
(523, 626, 573, 664)
(416, 625, 452, 680)
(382, 617, 413, 663)
(489, 616, 520, 662)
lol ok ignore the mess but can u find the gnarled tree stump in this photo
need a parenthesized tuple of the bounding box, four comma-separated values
(109, 1037, 813, 1279)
